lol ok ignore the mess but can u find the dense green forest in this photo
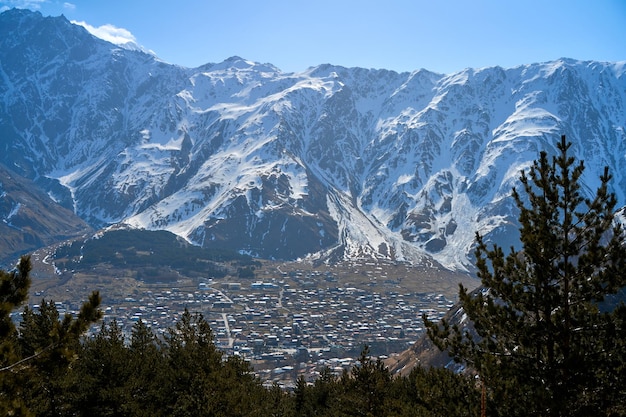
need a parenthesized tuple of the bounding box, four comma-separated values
(1, 137, 625, 416)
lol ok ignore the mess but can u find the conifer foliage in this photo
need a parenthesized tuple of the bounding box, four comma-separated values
(425, 136, 626, 416)
(0, 256, 102, 416)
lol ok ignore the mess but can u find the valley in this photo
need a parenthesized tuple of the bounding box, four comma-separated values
(25, 247, 476, 387)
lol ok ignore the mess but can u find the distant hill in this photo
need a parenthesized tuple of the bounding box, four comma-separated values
(51, 228, 256, 282)
(0, 164, 91, 265)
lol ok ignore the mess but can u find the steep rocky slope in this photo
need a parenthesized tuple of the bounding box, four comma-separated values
(0, 164, 92, 264)
(1, 9, 624, 270)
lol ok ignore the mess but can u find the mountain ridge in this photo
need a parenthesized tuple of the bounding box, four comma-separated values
(1, 9, 625, 270)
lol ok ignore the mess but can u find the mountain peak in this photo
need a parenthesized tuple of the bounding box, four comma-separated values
(204, 55, 281, 74)
(0, 8, 95, 62)
(0, 7, 76, 33)
(1, 10, 625, 270)
(0, 7, 41, 20)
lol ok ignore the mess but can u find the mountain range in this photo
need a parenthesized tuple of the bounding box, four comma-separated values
(1, 8, 625, 270)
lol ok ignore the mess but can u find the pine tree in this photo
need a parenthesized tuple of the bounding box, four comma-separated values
(65, 319, 129, 416)
(425, 136, 626, 416)
(0, 256, 31, 365)
(0, 255, 102, 415)
(337, 345, 392, 417)
(308, 366, 338, 415)
(0, 256, 32, 416)
(165, 309, 226, 416)
(293, 375, 311, 416)
(125, 319, 169, 417)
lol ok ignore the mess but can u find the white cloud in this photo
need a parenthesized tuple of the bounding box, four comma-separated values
(72, 20, 137, 46)
(72, 20, 157, 57)
(62, 2, 75, 11)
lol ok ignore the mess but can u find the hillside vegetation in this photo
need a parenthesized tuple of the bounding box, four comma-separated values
(52, 229, 258, 282)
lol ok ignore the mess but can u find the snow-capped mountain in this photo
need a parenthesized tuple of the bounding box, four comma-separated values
(1, 9, 625, 270)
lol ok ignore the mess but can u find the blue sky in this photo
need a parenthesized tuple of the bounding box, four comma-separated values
(1, 0, 625, 74)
